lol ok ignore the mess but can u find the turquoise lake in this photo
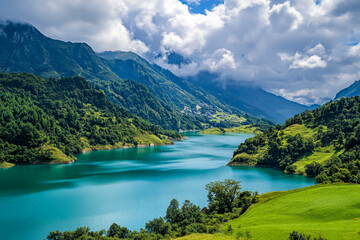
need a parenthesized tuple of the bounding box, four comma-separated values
(0, 133, 314, 240)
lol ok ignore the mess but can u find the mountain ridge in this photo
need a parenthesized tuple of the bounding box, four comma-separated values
(0, 20, 272, 130)
(334, 80, 360, 100)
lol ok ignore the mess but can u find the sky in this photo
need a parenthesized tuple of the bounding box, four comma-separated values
(0, 0, 360, 105)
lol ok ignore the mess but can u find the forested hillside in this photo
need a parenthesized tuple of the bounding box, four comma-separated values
(229, 97, 360, 183)
(0, 21, 271, 130)
(0, 73, 180, 166)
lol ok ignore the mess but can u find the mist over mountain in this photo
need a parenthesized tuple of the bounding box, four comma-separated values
(187, 71, 309, 123)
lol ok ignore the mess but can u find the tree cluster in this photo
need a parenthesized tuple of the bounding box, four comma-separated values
(47, 179, 257, 240)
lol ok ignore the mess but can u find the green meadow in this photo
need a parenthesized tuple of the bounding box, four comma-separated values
(227, 184, 360, 240)
(176, 184, 360, 240)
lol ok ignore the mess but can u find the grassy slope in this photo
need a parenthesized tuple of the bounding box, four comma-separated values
(176, 233, 235, 240)
(226, 184, 360, 240)
(41, 145, 74, 164)
(0, 162, 15, 168)
(230, 124, 341, 174)
(199, 125, 261, 135)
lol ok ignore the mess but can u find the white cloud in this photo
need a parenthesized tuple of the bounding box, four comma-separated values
(348, 43, 360, 57)
(203, 48, 237, 71)
(307, 43, 326, 55)
(290, 54, 327, 69)
(273, 88, 331, 105)
(1, 0, 360, 104)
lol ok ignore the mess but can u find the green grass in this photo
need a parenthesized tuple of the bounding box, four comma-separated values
(199, 128, 225, 134)
(230, 145, 268, 166)
(42, 145, 74, 164)
(282, 124, 319, 138)
(226, 184, 360, 240)
(175, 233, 236, 240)
(294, 146, 344, 174)
(134, 133, 168, 145)
(199, 125, 261, 135)
(209, 112, 247, 124)
(0, 161, 15, 168)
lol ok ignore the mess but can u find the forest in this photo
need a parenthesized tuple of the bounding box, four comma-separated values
(230, 97, 360, 183)
(0, 73, 181, 165)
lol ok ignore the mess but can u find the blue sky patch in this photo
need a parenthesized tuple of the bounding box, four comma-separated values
(180, 0, 224, 14)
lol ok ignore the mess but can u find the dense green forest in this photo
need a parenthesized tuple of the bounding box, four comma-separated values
(229, 97, 360, 183)
(0, 73, 181, 166)
(47, 179, 258, 240)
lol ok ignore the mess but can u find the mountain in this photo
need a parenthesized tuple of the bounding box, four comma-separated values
(334, 80, 360, 100)
(98, 51, 249, 118)
(187, 71, 309, 123)
(0, 21, 270, 130)
(0, 73, 181, 167)
(0, 21, 200, 130)
(229, 96, 360, 184)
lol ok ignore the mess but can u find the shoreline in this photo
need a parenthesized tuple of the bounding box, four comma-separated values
(227, 162, 311, 178)
(2, 138, 183, 168)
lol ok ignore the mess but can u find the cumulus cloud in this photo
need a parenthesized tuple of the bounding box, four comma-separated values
(0, 0, 360, 104)
(279, 51, 327, 70)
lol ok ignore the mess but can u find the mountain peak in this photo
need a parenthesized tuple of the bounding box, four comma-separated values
(334, 80, 360, 100)
(97, 50, 142, 61)
(0, 20, 44, 43)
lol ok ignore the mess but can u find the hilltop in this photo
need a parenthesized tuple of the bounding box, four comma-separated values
(229, 96, 360, 183)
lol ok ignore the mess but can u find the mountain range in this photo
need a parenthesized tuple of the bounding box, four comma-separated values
(0, 20, 333, 129)
(0, 20, 276, 130)
(187, 71, 309, 123)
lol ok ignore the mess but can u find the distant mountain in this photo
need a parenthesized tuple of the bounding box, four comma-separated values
(98, 51, 236, 115)
(0, 21, 269, 130)
(334, 80, 360, 100)
(187, 71, 309, 123)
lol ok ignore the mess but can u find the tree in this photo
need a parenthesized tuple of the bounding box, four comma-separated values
(205, 179, 241, 214)
(145, 217, 171, 236)
(107, 223, 130, 238)
(165, 199, 181, 224)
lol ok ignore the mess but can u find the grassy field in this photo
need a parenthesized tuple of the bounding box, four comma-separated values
(209, 112, 247, 124)
(199, 125, 261, 135)
(175, 233, 236, 240)
(294, 146, 344, 174)
(225, 184, 360, 240)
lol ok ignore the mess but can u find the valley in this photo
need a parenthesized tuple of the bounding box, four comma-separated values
(0, 5, 359, 239)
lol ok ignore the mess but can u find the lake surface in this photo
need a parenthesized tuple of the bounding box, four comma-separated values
(0, 133, 314, 240)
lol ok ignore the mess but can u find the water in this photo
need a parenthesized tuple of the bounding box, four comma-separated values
(0, 133, 314, 240)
